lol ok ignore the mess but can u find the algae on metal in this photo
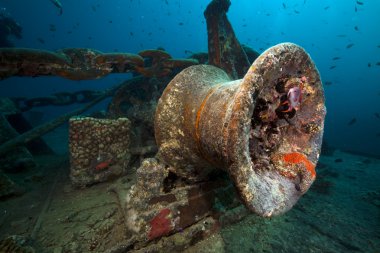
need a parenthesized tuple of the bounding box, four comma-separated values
(155, 43, 326, 217)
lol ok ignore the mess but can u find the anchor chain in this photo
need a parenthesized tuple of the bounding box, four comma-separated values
(0, 48, 199, 80)
(11, 89, 105, 111)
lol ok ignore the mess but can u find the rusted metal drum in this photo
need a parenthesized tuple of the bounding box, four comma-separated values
(155, 43, 326, 217)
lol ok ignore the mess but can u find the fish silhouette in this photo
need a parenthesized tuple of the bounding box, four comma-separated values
(347, 118, 357, 126)
(50, 0, 63, 15)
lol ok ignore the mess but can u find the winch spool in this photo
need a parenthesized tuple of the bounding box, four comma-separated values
(155, 43, 326, 217)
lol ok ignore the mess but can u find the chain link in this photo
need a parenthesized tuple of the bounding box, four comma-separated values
(0, 48, 199, 80)
(0, 48, 199, 110)
(12, 90, 105, 111)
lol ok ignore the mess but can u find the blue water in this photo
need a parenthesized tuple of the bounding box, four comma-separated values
(1, 1, 380, 252)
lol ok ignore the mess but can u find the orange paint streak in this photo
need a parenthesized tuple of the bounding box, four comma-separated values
(194, 85, 220, 145)
(282, 152, 316, 178)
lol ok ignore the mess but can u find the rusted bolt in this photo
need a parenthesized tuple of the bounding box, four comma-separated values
(155, 43, 326, 217)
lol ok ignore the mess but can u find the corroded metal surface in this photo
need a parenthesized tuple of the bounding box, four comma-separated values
(69, 117, 131, 186)
(125, 158, 241, 247)
(204, 0, 250, 79)
(0, 86, 116, 157)
(155, 43, 326, 217)
(11, 89, 104, 111)
(155, 64, 232, 181)
(0, 48, 198, 80)
(107, 76, 171, 150)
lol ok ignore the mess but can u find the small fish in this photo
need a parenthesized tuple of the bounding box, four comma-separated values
(347, 118, 357, 126)
(324, 81, 332, 85)
(376, 62, 380, 66)
(184, 50, 193, 54)
(355, 6, 358, 12)
(337, 34, 347, 38)
(374, 113, 380, 119)
(356, 1, 364, 5)
(346, 43, 354, 48)
(377, 45, 380, 48)
(324, 6, 330, 10)
(294, 10, 300, 14)
(282, 3, 286, 9)
(334, 158, 343, 163)
(329, 66, 336, 69)
(354, 26, 359, 31)
(332, 57, 341, 60)
(178, 22, 184, 26)
(368, 63, 371, 67)
(49, 24, 56, 32)
(37, 38, 45, 44)
(50, 0, 63, 15)
(95, 160, 112, 171)
(281, 82, 304, 112)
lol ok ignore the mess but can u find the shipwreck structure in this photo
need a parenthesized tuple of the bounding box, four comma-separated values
(155, 43, 325, 217)
(0, 0, 326, 251)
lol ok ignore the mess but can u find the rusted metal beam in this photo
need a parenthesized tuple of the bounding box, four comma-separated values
(0, 48, 198, 80)
(204, 0, 251, 79)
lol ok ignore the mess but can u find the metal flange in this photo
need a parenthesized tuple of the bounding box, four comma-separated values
(155, 43, 326, 217)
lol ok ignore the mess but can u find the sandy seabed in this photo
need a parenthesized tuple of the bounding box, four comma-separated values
(1, 149, 379, 253)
